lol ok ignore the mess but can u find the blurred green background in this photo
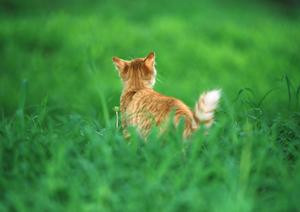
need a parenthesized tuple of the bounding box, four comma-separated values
(1, 0, 300, 211)
(1, 0, 300, 118)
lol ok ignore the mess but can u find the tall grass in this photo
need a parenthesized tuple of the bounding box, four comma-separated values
(1, 93, 300, 211)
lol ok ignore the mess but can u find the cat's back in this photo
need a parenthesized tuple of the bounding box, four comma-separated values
(128, 88, 176, 112)
(126, 88, 193, 121)
(122, 88, 196, 136)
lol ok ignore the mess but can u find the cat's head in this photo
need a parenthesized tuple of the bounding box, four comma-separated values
(112, 52, 156, 90)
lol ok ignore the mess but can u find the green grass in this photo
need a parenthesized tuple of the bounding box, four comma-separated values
(1, 0, 300, 211)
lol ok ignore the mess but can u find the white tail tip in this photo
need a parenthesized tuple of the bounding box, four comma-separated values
(195, 89, 221, 127)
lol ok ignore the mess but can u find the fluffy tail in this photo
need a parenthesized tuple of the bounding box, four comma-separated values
(194, 89, 221, 128)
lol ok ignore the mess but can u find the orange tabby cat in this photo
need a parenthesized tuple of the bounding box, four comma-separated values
(112, 52, 221, 139)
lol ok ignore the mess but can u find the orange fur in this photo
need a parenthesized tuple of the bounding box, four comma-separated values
(112, 52, 221, 139)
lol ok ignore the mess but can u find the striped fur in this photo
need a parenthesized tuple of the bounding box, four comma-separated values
(112, 52, 221, 139)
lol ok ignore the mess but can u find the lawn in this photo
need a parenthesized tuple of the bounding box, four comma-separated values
(1, 0, 300, 211)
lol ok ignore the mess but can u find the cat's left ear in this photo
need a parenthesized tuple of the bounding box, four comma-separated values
(144, 52, 155, 69)
(112, 57, 127, 70)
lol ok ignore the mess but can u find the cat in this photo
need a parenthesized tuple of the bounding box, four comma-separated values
(112, 52, 221, 139)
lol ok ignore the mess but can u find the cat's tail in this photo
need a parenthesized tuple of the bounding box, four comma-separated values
(194, 89, 221, 128)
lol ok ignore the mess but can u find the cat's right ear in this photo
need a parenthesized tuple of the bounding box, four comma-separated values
(112, 57, 127, 70)
(144, 52, 155, 69)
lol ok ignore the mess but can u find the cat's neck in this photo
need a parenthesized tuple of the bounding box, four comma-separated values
(122, 86, 152, 94)
(122, 86, 152, 95)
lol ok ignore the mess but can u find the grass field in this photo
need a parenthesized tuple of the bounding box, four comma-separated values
(1, 0, 300, 211)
